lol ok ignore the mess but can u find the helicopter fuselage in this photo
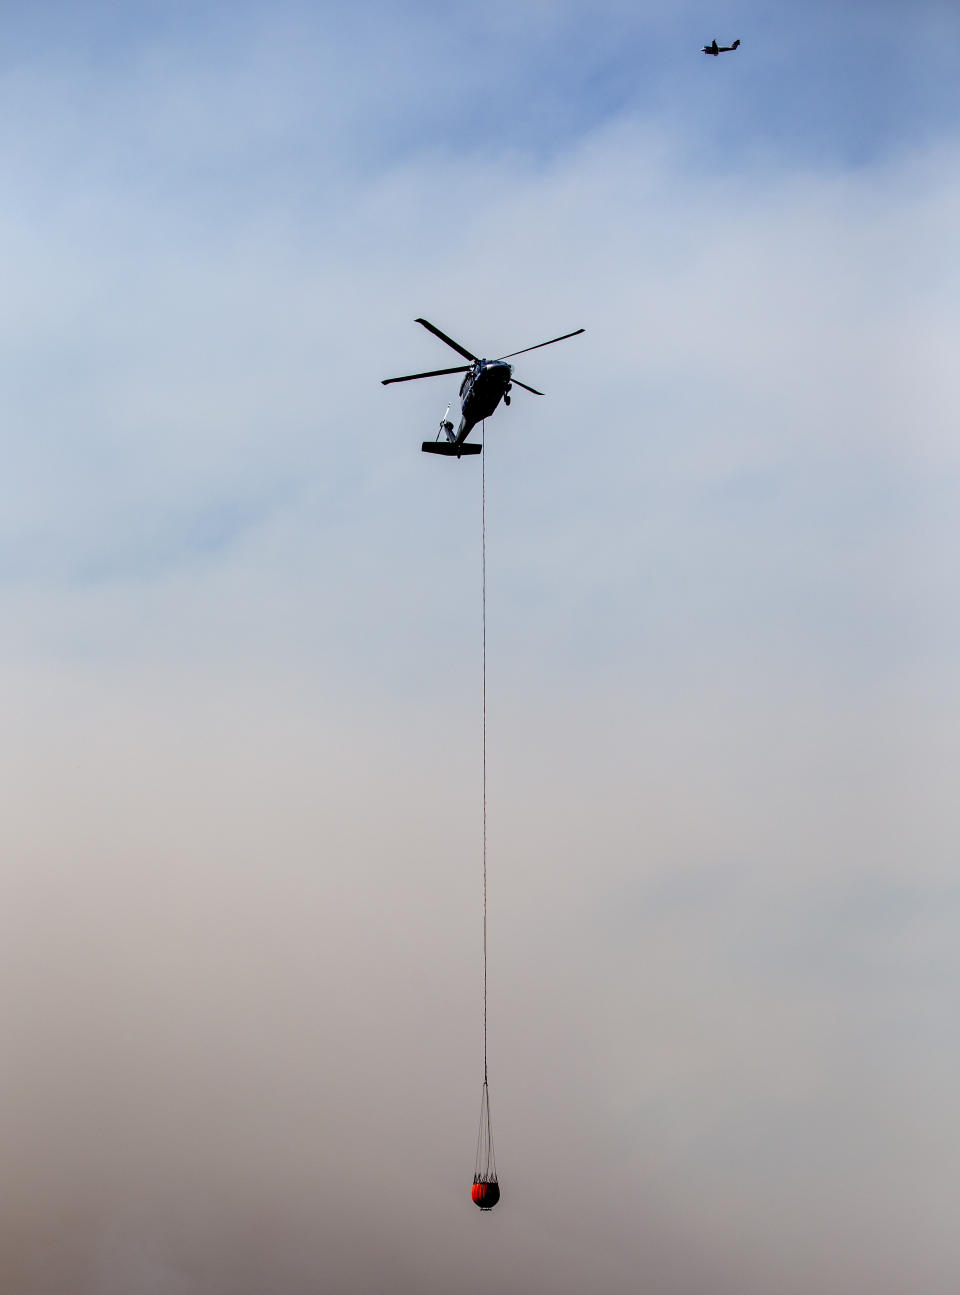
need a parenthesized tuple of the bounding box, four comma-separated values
(450, 360, 513, 444)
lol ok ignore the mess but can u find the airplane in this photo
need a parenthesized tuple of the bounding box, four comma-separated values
(381, 318, 585, 458)
(702, 38, 740, 55)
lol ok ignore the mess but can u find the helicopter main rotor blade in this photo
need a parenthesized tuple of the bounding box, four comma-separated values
(415, 318, 479, 363)
(381, 365, 471, 386)
(498, 327, 585, 360)
(511, 379, 544, 396)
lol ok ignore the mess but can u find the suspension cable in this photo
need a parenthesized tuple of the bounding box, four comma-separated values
(473, 421, 498, 1204)
(481, 422, 488, 1086)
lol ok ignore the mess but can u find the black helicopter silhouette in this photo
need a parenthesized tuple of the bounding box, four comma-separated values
(702, 38, 740, 56)
(382, 318, 585, 458)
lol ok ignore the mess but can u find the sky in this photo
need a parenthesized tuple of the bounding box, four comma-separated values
(1, 2, 959, 1292)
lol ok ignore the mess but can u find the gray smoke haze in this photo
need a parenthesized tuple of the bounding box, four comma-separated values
(0, 673, 953, 1289)
(2, 1, 960, 1292)
(3, 668, 958, 1293)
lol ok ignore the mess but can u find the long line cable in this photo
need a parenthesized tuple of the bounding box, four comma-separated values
(474, 423, 497, 1200)
(481, 422, 488, 1087)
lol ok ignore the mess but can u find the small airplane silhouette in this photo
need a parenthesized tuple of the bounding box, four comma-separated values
(702, 38, 740, 56)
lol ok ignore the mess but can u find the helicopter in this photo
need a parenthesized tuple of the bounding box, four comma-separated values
(702, 38, 740, 55)
(381, 318, 585, 458)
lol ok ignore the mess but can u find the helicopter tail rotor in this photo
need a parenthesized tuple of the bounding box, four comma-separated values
(437, 403, 455, 442)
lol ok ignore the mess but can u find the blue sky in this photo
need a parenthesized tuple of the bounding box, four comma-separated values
(1, 4, 959, 1293)
(2, 0, 958, 192)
